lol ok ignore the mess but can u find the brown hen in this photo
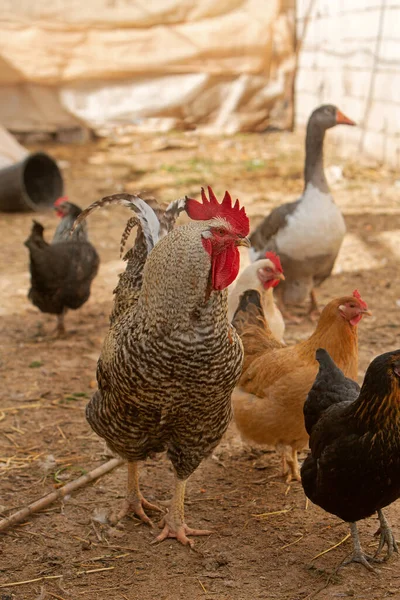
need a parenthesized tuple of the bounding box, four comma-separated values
(231, 289, 370, 481)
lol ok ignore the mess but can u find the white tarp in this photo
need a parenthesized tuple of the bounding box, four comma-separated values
(0, 125, 28, 168)
(0, 0, 295, 134)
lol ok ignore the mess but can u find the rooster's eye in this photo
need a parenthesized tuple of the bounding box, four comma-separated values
(217, 228, 226, 236)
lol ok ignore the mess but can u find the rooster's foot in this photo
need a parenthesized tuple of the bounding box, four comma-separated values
(151, 476, 212, 546)
(153, 516, 212, 547)
(111, 461, 164, 527)
(374, 510, 399, 559)
(110, 495, 163, 528)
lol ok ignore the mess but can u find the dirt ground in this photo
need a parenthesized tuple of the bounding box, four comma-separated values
(1, 129, 400, 600)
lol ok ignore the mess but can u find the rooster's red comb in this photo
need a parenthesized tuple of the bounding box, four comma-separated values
(264, 251, 283, 273)
(54, 196, 68, 207)
(185, 186, 249, 236)
(352, 289, 368, 310)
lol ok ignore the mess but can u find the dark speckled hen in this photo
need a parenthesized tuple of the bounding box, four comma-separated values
(24, 198, 99, 335)
(302, 348, 400, 571)
(73, 188, 250, 546)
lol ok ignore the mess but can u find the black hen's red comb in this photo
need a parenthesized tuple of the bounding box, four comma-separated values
(54, 196, 68, 207)
(265, 251, 283, 273)
(353, 289, 368, 310)
(186, 186, 249, 236)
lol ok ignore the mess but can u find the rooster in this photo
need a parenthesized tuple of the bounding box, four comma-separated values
(302, 348, 400, 571)
(73, 187, 250, 546)
(231, 289, 370, 481)
(228, 252, 285, 343)
(24, 198, 99, 336)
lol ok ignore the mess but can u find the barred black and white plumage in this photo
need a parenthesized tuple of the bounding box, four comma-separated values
(87, 222, 244, 474)
(77, 189, 250, 546)
(118, 195, 187, 259)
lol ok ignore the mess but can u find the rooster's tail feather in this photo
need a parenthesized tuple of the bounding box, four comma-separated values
(72, 194, 161, 255)
(159, 197, 187, 238)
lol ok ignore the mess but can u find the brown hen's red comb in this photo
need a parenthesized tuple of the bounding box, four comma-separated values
(353, 289, 368, 310)
(54, 196, 68, 207)
(265, 251, 283, 273)
(186, 186, 249, 236)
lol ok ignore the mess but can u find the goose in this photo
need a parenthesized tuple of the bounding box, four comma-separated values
(249, 104, 355, 320)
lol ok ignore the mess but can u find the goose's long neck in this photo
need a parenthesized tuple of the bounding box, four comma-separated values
(304, 122, 329, 193)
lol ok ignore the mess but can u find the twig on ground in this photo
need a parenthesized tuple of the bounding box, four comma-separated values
(252, 508, 292, 519)
(98, 544, 138, 552)
(1, 403, 42, 412)
(76, 567, 115, 575)
(197, 579, 208, 594)
(311, 533, 350, 560)
(0, 575, 62, 588)
(280, 535, 304, 550)
(47, 592, 68, 600)
(76, 552, 130, 564)
(0, 457, 124, 533)
(57, 425, 67, 440)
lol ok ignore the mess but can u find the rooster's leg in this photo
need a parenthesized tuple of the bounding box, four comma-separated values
(307, 290, 320, 321)
(109, 461, 163, 527)
(154, 476, 212, 547)
(375, 509, 399, 559)
(341, 522, 378, 572)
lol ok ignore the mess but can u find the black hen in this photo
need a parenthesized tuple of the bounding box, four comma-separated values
(25, 199, 99, 335)
(303, 348, 360, 435)
(301, 348, 400, 571)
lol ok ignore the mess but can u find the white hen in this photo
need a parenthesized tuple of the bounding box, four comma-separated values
(228, 252, 285, 343)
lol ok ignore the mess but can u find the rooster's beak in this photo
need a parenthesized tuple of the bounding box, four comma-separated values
(362, 309, 372, 316)
(277, 272, 285, 281)
(236, 236, 251, 248)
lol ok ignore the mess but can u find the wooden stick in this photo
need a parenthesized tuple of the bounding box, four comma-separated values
(0, 457, 124, 533)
